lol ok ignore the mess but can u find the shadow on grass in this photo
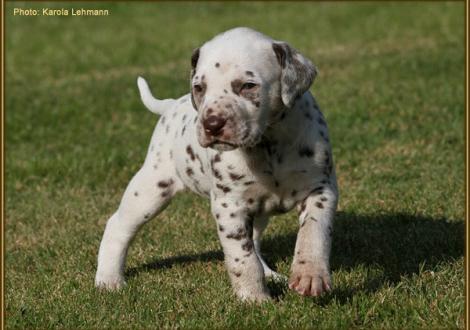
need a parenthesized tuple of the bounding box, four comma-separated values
(126, 250, 224, 278)
(126, 211, 464, 302)
(264, 212, 464, 303)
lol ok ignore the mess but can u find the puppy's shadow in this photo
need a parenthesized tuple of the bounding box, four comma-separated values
(126, 212, 464, 303)
(126, 250, 224, 278)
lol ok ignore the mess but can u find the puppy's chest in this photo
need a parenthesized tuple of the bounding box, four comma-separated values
(211, 145, 326, 215)
(250, 142, 325, 190)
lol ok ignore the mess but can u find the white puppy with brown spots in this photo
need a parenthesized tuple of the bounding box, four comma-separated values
(95, 27, 338, 302)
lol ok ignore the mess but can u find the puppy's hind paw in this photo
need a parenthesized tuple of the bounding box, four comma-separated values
(265, 270, 288, 282)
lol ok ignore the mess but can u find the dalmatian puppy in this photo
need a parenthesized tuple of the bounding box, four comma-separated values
(95, 27, 338, 302)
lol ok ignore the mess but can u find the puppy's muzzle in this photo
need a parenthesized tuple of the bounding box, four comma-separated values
(203, 115, 227, 137)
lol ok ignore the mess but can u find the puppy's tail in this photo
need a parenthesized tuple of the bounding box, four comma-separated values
(137, 76, 176, 115)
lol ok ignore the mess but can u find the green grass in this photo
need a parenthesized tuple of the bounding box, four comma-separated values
(5, 1, 465, 329)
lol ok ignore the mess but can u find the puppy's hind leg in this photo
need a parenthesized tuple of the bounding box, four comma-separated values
(95, 161, 183, 290)
(253, 216, 286, 281)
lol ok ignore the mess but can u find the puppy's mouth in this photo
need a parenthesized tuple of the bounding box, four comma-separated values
(208, 140, 238, 151)
(201, 131, 262, 151)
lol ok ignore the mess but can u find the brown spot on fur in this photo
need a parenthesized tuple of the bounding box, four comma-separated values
(247, 198, 254, 204)
(222, 203, 228, 208)
(226, 227, 247, 240)
(231, 79, 243, 95)
(186, 167, 194, 176)
(212, 168, 223, 180)
(298, 260, 306, 264)
(216, 184, 231, 193)
(134, 191, 139, 197)
(194, 154, 205, 174)
(215, 62, 220, 68)
(242, 241, 254, 252)
(157, 179, 174, 188)
(229, 173, 245, 181)
(245, 71, 254, 77)
(244, 181, 255, 186)
(186, 145, 196, 161)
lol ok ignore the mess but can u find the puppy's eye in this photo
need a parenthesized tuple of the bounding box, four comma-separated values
(193, 84, 203, 93)
(241, 82, 257, 90)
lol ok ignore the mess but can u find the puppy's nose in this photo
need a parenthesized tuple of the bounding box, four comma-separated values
(203, 115, 226, 136)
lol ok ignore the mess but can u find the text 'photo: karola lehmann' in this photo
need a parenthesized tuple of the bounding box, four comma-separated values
(13, 7, 110, 17)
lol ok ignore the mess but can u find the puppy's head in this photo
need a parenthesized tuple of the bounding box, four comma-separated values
(190, 27, 317, 151)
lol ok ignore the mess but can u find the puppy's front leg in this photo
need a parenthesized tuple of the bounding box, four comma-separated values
(212, 201, 271, 302)
(289, 184, 338, 296)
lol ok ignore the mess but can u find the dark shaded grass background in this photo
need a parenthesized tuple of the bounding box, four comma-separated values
(5, 1, 465, 329)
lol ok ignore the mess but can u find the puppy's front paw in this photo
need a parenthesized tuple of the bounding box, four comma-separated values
(95, 272, 126, 290)
(288, 262, 331, 297)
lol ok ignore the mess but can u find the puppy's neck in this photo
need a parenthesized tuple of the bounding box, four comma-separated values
(263, 103, 311, 148)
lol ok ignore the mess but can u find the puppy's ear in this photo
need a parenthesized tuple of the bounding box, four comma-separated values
(272, 42, 317, 108)
(190, 47, 200, 110)
(190, 47, 200, 77)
